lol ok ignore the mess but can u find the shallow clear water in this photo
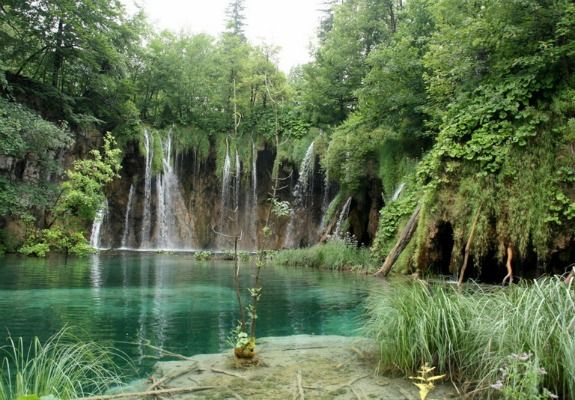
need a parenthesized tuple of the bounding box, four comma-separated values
(0, 253, 373, 376)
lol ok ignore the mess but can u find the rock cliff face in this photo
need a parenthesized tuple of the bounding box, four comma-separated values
(99, 135, 322, 251)
(97, 134, 382, 252)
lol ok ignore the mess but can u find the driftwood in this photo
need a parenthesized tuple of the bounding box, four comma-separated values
(74, 386, 216, 400)
(458, 207, 482, 286)
(293, 370, 305, 400)
(211, 367, 247, 380)
(141, 340, 195, 361)
(148, 362, 199, 391)
(374, 203, 421, 277)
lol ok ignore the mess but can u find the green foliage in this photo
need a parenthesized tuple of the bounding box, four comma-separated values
(371, 186, 418, 262)
(19, 228, 94, 257)
(269, 198, 291, 218)
(274, 238, 375, 272)
(364, 278, 574, 398)
(323, 115, 386, 194)
(492, 353, 555, 400)
(0, 329, 124, 400)
(56, 133, 122, 224)
(194, 250, 213, 261)
(0, 98, 72, 163)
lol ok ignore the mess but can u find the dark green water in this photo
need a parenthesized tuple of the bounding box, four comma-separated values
(0, 253, 373, 376)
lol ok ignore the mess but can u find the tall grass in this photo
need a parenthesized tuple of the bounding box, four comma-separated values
(0, 329, 124, 400)
(364, 278, 575, 398)
(274, 239, 375, 272)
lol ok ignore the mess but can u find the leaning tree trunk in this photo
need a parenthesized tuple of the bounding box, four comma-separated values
(374, 203, 421, 277)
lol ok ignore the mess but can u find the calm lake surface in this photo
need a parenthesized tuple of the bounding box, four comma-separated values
(0, 253, 374, 376)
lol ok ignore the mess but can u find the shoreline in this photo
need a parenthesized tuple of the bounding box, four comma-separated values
(118, 335, 459, 399)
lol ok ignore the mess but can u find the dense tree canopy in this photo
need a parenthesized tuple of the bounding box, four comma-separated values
(0, 0, 573, 269)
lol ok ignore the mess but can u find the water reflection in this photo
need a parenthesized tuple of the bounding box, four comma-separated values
(0, 253, 373, 376)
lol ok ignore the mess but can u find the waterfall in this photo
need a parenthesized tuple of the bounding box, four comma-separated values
(120, 184, 135, 248)
(153, 133, 192, 249)
(252, 141, 257, 200)
(221, 143, 232, 212)
(155, 173, 168, 248)
(391, 182, 405, 202)
(90, 199, 108, 249)
(292, 141, 315, 207)
(248, 141, 258, 249)
(140, 130, 153, 247)
(284, 141, 315, 248)
(334, 196, 352, 238)
(234, 149, 241, 211)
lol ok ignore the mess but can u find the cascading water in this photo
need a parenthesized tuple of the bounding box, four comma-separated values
(250, 141, 258, 248)
(90, 199, 108, 249)
(221, 143, 232, 214)
(120, 184, 135, 248)
(334, 196, 352, 238)
(391, 182, 405, 202)
(140, 130, 153, 247)
(293, 141, 315, 207)
(152, 133, 193, 249)
(234, 149, 241, 212)
(284, 141, 315, 248)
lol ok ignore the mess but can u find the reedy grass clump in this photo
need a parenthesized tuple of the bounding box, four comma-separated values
(274, 239, 375, 272)
(364, 278, 575, 398)
(0, 329, 124, 400)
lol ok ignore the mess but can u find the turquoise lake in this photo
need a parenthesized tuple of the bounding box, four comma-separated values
(0, 253, 374, 376)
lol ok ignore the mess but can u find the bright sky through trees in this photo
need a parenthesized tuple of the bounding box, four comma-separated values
(123, 0, 325, 72)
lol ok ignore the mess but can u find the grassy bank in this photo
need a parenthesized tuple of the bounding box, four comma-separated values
(364, 278, 575, 399)
(273, 239, 375, 272)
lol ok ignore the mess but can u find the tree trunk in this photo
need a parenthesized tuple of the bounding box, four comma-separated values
(374, 203, 421, 277)
(52, 19, 64, 88)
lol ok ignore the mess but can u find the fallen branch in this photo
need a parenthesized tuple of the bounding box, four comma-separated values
(148, 362, 199, 391)
(74, 386, 216, 400)
(141, 340, 194, 361)
(374, 203, 421, 277)
(458, 206, 482, 286)
(211, 367, 247, 380)
(293, 370, 305, 400)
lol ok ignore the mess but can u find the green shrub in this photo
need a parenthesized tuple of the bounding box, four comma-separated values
(194, 250, 213, 261)
(19, 228, 95, 257)
(274, 238, 375, 271)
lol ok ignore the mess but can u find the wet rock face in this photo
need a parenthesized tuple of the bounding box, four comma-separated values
(99, 140, 323, 251)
